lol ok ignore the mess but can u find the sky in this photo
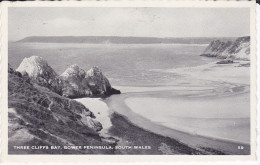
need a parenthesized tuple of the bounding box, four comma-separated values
(8, 7, 250, 41)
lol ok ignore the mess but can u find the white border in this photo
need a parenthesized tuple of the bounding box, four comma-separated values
(0, 1, 257, 163)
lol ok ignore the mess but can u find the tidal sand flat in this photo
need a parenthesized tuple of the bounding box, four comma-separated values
(106, 62, 250, 155)
(151, 61, 250, 85)
(125, 94, 250, 144)
(106, 92, 250, 155)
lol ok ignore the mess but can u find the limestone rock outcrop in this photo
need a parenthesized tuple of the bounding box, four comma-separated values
(16, 56, 120, 98)
(16, 56, 63, 95)
(60, 64, 92, 98)
(60, 65, 120, 98)
(201, 36, 250, 61)
(85, 66, 120, 97)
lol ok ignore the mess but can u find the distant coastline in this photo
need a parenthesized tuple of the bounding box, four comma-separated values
(16, 36, 237, 44)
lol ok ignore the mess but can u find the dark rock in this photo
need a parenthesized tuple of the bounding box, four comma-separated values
(105, 87, 121, 96)
(237, 63, 250, 67)
(216, 59, 234, 64)
(8, 64, 22, 77)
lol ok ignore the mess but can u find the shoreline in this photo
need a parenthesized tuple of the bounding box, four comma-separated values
(75, 61, 250, 155)
(74, 97, 222, 154)
(109, 112, 250, 155)
(108, 112, 207, 155)
(104, 91, 250, 155)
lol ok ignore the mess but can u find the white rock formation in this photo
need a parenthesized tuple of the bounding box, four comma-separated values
(16, 56, 63, 95)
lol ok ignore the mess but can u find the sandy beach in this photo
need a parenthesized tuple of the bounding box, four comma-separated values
(125, 95, 250, 144)
(75, 98, 112, 136)
(105, 61, 250, 154)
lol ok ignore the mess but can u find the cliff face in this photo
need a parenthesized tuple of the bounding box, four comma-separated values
(16, 56, 63, 95)
(61, 65, 120, 98)
(16, 56, 120, 98)
(60, 64, 92, 98)
(8, 65, 114, 154)
(201, 36, 250, 61)
(85, 67, 121, 97)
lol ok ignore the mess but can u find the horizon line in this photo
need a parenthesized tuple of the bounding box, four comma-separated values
(11, 35, 250, 42)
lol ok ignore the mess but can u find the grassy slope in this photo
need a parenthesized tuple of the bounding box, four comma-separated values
(8, 68, 114, 154)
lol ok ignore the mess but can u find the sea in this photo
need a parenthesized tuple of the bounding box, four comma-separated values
(8, 42, 213, 86)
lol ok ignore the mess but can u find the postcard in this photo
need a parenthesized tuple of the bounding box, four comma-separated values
(0, 0, 257, 163)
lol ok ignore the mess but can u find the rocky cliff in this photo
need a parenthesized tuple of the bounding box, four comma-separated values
(16, 56, 120, 98)
(85, 67, 121, 97)
(16, 56, 63, 95)
(60, 64, 92, 98)
(8, 64, 115, 154)
(61, 65, 120, 98)
(201, 36, 250, 61)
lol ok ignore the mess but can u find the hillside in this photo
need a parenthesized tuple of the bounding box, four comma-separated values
(8, 65, 116, 154)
